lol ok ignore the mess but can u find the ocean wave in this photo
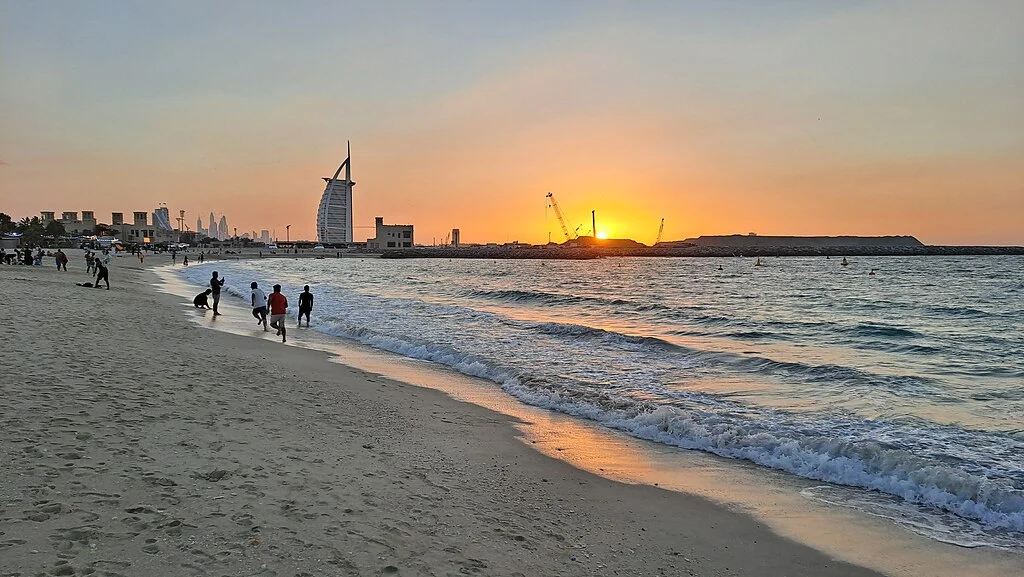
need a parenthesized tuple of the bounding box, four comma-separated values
(924, 305, 994, 318)
(310, 319, 1024, 533)
(523, 319, 942, 396)
(466, 288, 643, 310)
(844, 323, 921, 339)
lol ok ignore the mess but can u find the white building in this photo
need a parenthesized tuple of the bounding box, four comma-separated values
(218, 216, 228, 239)
(367, 217, 413, 250)
(153, 207, 173, 231)
(317, 141, 354, 244)
(260, 230, 271, 244)
(208, 213, 217, 239)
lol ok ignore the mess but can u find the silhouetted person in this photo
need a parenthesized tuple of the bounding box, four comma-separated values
(210, 271, 225, 316)
(297, 285, 313, 327)
(194, 289, 213, 309)
(94, 260, 110, 290)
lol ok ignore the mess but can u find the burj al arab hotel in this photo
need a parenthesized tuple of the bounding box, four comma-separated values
(317, 142, 354, 244)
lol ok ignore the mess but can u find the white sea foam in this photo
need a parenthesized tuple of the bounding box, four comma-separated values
(311, 318, 1024, 534)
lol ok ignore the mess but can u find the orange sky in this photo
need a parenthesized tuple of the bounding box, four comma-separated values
(2, 1, 1022, 245)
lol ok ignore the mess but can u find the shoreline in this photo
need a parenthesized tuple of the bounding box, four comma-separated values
(1, 253, 1020, 576)
(161, 259, 1024, 577)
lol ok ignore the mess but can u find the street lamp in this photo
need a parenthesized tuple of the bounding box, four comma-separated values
(286, 224, 291, 243)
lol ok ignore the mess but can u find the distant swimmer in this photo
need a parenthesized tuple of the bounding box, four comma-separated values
(251, 282, 269, 331)
(267, 284, 288, 343)
(755, 258, 763, 267)
(210, 271, 226, 316)
(297, 285, 313, 327)
(869, 269, 877, 276)
(718, 265, 723, 271)
(193, 289, 213, 309)
(841, 257, 849, 266)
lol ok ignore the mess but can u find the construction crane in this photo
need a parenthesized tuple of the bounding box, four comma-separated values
(546, 192, 576, 241)
(655, 218, 665, 245)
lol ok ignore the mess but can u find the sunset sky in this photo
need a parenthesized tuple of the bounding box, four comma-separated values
(1, 1, 1022, 245)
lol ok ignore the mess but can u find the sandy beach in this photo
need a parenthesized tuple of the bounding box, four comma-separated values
(0, 253, 992, 576)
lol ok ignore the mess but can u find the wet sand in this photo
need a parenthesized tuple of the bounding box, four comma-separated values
(0, 254, 965, 576)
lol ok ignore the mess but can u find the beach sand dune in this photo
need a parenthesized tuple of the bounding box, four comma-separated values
(1, 259, 881, 576)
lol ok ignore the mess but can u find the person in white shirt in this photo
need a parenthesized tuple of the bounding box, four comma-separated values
(250, 282, 268, 331)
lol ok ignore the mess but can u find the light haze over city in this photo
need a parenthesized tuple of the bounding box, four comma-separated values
(2, 0, 1022, 245)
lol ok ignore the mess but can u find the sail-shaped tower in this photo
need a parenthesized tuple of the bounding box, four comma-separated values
(317, 142, 355, 244)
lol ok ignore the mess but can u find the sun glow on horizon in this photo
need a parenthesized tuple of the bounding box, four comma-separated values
(596, 231, 608, 240)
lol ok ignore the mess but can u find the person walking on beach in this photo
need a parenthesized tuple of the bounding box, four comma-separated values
(172, 251, 177, 264)
(55, 249, 68, 271)
(183, 255, 189, 266)
(297, 285, 313, 327)
(94, 258, 110, 290)
(251, 282, 269, 331)
(267, 284, 288, 343)
(193, 289, 213, 309)
(210, 271, 225, 316)
(85, 252, 94, 274)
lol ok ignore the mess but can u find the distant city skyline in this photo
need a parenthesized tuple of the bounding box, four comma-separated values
(1, 2, 1022, 245)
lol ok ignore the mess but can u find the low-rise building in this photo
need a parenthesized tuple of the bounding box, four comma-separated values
(366, 217, 413, 250)
(109, 211, 175, 244)
(40, 210, 97, 235)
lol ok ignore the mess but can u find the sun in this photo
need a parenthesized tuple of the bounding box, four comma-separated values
(596, 231, 608, 240)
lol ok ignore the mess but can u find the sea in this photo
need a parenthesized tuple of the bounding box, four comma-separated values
(178, 255, 1024, 549)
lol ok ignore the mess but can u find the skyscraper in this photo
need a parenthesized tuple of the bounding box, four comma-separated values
(196, 217, 204, 237)
(219, 216, 228, 239)
(317, 141, 354, 244)
(208, 213, 216, 239)
(153, 207, 173, 231)
(260, 230, 271, 244)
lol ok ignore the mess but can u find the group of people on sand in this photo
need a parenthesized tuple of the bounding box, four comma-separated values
(0, 247, 66, 267)
(193, 271, 313, 344)
(0, 247, 111, 289)
(172, 251, 204, 266)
